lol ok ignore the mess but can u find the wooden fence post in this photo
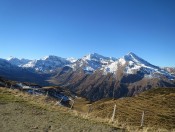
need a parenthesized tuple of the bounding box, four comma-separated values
(88, 104, 92, 114)
(59, 97, 64, 104)
(86, 104, 92, 117)
(141, 111, 145, 127)
(70, 100, 74, 110)
(46, 91, 48, 97)
(111, 104, 116, 122)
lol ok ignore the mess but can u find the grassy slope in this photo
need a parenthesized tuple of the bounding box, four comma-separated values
(0, 88, 123, 132)
(1, 87, 174, 132)
(89, 88, 175, 131)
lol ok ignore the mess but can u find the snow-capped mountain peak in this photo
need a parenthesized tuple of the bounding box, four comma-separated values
(102, 52, 175, 79)
(82, 53, 101, 61)
(68, 53, 117, 73)
(124, 52, 153, 67)
(82, 53, 116, 62)
(7, 56, 31, 67)
(42, 56, 49, 60)
(7, 56, 16, 61)
(22, 55, 70, 72)
(41, 55, 66, 61)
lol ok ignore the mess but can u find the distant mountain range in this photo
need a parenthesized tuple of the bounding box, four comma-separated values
(1, 52, 175, 101)
(7, 55, 75, 73)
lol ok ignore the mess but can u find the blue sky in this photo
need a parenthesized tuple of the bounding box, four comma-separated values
(0, 0, 175, 67)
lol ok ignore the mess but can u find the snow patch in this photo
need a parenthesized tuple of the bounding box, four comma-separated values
(66, 57, 77, 63)
(103, 61, 119, 74)
(83, 66, 94, 72)
(23, 60, 37, 68)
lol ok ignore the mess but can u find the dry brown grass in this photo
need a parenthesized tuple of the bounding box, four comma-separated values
(88, 88, 175, 132)
(73, 97, 90, 112)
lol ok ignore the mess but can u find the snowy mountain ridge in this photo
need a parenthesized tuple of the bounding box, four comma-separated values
(7, 57, 31, 67)
(5, 52, 175, 79)
(66, 57, 77, 63)
(102, 52, 174, 79)
(7, 55, 71, 72)
(68, 53, 117, 72)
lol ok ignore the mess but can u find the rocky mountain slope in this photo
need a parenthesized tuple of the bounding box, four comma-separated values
(50, 52, 175, 101)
